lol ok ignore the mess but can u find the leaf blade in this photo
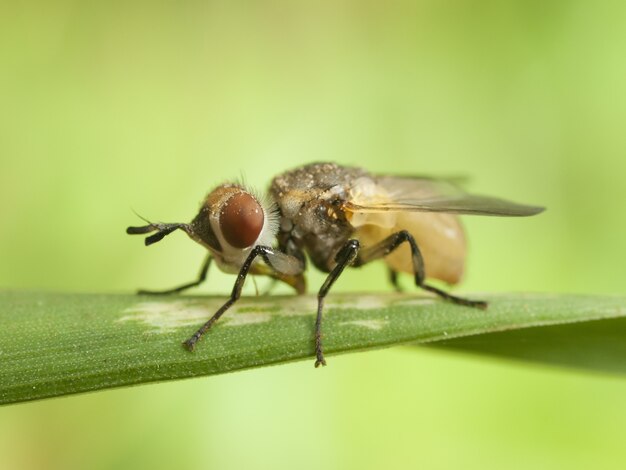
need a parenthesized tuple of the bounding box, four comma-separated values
(0, 291, 624, 405)
(427, 316, 626, 376)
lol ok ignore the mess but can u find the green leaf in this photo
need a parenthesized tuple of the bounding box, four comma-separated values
(426, 315, 626, 375)
(0, 291, 624, 405)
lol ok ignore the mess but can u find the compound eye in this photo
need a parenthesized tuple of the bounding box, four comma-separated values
(219, 192, 264, 248)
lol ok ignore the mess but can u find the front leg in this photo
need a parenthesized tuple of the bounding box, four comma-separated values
(183, 246, 304, 351)
(253, 250, 307, 295)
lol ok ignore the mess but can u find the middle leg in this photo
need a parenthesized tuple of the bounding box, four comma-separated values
(315, 239, 361, 367)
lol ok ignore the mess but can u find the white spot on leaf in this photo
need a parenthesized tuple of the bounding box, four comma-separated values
(117, 293, 434, 333)
(393, 298, 436, 307)
(118, 300, 273, 333)
(339, 319, 389, 330)
(223, 313, 272, 327)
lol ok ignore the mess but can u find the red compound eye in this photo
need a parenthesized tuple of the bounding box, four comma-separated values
(219, 192, 264, 248)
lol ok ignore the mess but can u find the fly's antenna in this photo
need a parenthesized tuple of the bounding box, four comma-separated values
(126, 211, 191, 246)
(130, 208, 154, 225)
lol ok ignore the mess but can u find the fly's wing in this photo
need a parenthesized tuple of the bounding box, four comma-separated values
(345, 176, 545, 217)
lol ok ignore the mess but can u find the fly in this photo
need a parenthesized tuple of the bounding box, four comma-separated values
(127, 162, 544, 367)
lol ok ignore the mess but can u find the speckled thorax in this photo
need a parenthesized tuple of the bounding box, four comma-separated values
(269, 162, 368, 272)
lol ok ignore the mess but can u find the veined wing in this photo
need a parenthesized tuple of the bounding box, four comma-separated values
(346, 176, 545, 217)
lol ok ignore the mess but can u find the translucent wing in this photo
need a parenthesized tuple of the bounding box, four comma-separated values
(346, 176, 545, 217)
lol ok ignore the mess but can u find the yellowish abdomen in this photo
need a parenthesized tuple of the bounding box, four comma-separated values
(353, 211, 466, 285)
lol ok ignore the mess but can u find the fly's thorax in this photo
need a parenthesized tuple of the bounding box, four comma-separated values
(270, 162, 368, 207)
(294, 197, 355, 272)
(270, 162, 369, 231)
(188, 184, 278, 270)
(270, 165, 368, 272)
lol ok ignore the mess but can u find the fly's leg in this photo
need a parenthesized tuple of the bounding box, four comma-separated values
(315, 239, 361, 367)
(183, 246, 304, 351)
(388, 268, 402, 292)
(357, 230, 487, 309)
(128, 221, 209, 295)
(138, 255, 212, 295)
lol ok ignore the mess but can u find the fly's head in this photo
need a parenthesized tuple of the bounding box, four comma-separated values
(127, 184, 279, 270)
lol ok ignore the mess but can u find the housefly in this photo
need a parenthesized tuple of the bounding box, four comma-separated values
(127, 162, 544, 367)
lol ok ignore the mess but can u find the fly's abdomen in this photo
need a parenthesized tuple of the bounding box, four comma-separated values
(354, 211, 466, 285)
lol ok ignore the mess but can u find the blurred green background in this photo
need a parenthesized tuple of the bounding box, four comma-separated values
(1, 1, 626, 469)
